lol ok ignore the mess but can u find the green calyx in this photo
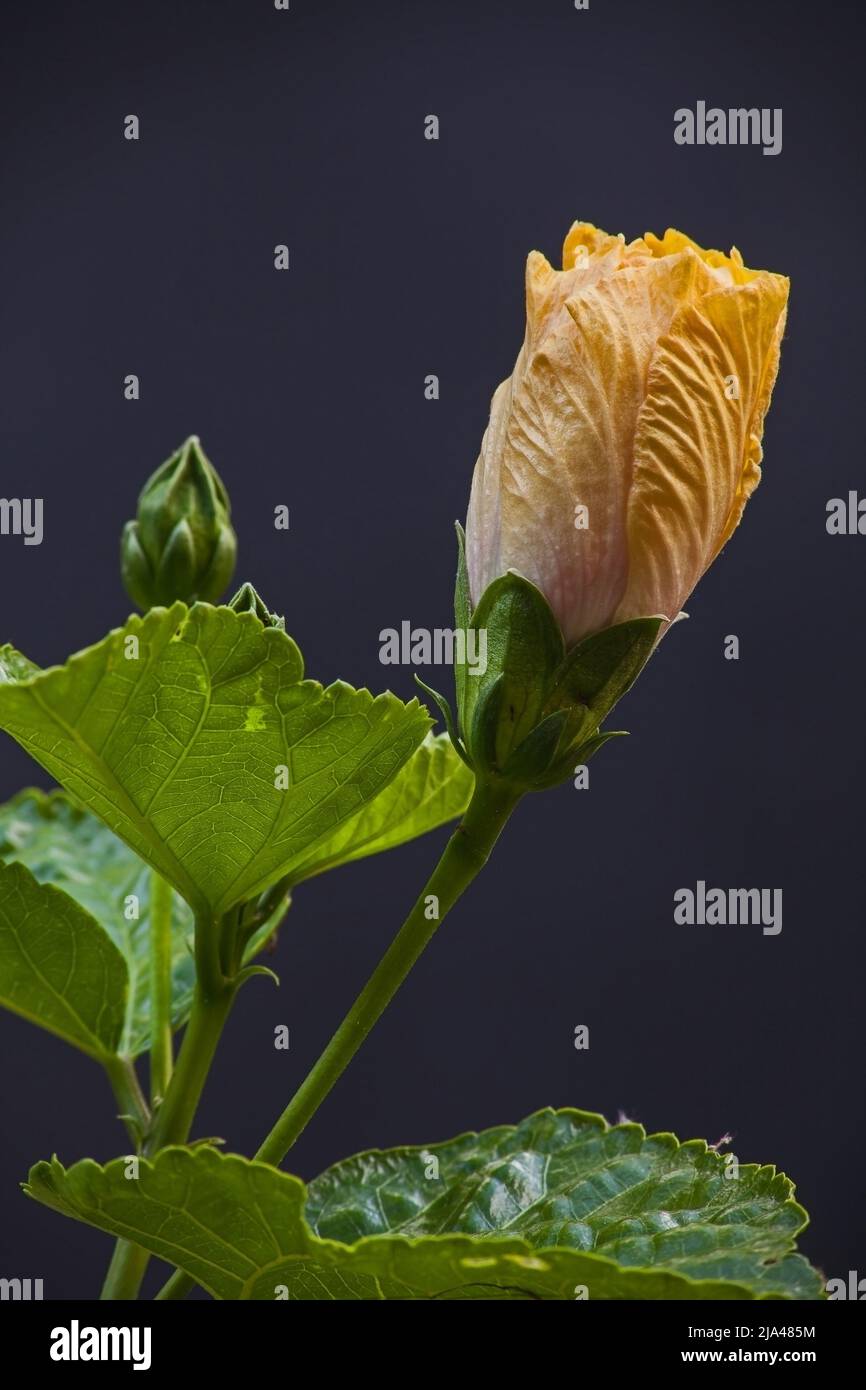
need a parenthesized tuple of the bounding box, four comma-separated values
(228, 582, 285, 630)
(121, 436, 237, 610)
(422, 525, 663, 792)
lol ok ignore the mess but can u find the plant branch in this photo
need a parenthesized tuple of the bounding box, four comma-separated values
(149, 870, 174, 1103)
(156, 775, 521, 1300)
(100, 1239, 152, 1302)
(99, 1055, 152, 1301)
(257, 776, 519, 1162)
(144, 979, 236, 1155)
(103, 1053, 151, 1148)
(100, 909, 239, 1300)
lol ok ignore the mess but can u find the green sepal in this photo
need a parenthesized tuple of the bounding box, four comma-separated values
(460, 571, 564, 769)
(532, 729, 629, 791)
(155, 518, 198, 599)
(413, 675, 471, 767)
(453, 521, 472, 734)
(501, 709, 570, 784)
(199, 524, 239, 605)
(236, 964, 280, 989)
(548, 617, 662, 728)
(452, 531, 663, 789)
(577, 728, 629, 759)
(468, 673, 506, 772)
(119, 521, 153, 613)
(228, 582, 286, 630)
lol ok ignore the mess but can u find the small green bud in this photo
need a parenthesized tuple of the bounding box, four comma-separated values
(228, 582, 285, 630)
(121, 436, 237, 610)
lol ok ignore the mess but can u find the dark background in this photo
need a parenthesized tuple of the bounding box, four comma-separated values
(0, 0, 863, 1300)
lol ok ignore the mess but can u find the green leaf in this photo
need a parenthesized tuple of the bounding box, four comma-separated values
(0, 789, 193, 1057)
(0, 604, 431, 918)
(0, 745, 467, 1052)
(286, 734, 474, 885)
(306, 1109, 821, 1300)
(25, 1109, 822, 1300)
(0, 860, 126, 1061)
(0, 647, 40, 682)
(25, 1148, 377, 1301)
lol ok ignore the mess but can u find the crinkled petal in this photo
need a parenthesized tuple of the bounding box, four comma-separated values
(615, 272, 789, 625)
(468, 248, 729, 643)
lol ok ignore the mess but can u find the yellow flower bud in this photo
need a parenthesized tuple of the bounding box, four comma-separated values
(466, 223, 789, 645)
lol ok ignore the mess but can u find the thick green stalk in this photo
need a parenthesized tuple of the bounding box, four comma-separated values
(101, 911, 239, 1300)
(156, 776, 520, 1300)
(100, 1239, 152, 1302)
(145, 981, 236, 1153)
(99, 1057, 152, 1301)
(149, 870, 174, 1103)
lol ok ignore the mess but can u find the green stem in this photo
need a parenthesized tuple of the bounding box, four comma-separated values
(156, 1266, 195, 1301)
(104, 1053, 151, 1148)
(100, 1239, 153, 1301)
(156, 776, 520, 1301)
(101, 911, 239, 1300)
(145, 979, 236, 1154)
(149, 870, 174, 1104)
(99, 1056, 151, 1300)
(258, 778, 518, 1161)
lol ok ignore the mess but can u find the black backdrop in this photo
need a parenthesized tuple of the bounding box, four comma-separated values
(0, 0, 863, 1299)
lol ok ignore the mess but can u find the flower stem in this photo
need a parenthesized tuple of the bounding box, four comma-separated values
(155, 776, 520, 1300)
(258, 777, 519, 1162)
(149, 870, 174, 1104)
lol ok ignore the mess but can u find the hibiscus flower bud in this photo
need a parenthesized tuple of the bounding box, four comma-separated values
(121, 436, 237, 610)
(228, 582, 285, 630)
(466, 223, 789, 646)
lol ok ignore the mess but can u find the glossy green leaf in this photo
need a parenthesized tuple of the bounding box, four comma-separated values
(306, 1108, 821, 1300)
(0, 604, 430, 918)
(0, 860, 126, 1061)
(287, 734, 474, 885)
(25, 1109, 821, 1300)
(0, 789, 193, 1057)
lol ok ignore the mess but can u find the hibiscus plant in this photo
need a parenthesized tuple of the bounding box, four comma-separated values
(0, 223, 823, 1301)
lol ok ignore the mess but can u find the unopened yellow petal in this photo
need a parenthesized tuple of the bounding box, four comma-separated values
(561, 221, 623, 269)
(467, 220, 790, 646)
(616, 271, 789, 624)
(644, 228, 763, 285)
(469, 249, 729, 642)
